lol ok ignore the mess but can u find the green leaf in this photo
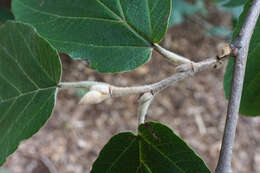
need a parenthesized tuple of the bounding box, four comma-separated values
(224, 0, 260, 116)
(12, 0, 171, 73)
(0, 7, 14, 24)
(0, 21, 61, 165)
(91, 122, 211, 173)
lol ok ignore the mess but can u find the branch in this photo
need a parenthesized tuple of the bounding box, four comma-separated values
(137, 93, 154, 125)
(153, 43, 193, 65)
(58, 43, 232, 129)
(59, 45, 231, 104)
(215, 1, 260, 173)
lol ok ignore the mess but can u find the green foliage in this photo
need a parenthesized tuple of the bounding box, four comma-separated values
(0, 2, 212, 170)
(0, 21, 61, 165)
(0, 1, 210, 172)
(169, 0, 207, 26)
(0, 0, 258, 171)
(12, 0, 171, 73)
(0, 7, 13, 24)
(224, 0, 260, 116)
(91, 122, 211, 173)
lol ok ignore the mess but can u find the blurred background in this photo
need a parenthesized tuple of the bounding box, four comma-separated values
(0, 0, 259, 173)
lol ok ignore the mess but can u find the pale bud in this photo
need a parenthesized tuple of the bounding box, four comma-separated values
(217, 43, 232, 59)
(79, 85, 110, 105)
(90, 85, 110, 95)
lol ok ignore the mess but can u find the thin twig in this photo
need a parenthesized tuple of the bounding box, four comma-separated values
(58, 44, 231, 123)
(59, 53, 229, 101)
(215, 1, 260, 173)
(153, 43, 193, 65)
(137, 93, 154, 125)
(59, 81, 107, 89)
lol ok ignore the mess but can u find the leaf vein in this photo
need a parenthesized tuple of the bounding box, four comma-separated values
(0, 73, 22, 95)
(95, 0, 123, 21)
(16, 0, 121, 23)
(146, 0, 153, 40)
(107, 138, 137, 172)
(17, 90, 55, 140)
(0, 91, 38, 146)
(139, 135, 186, 173)
(0, 43, 40, 89)
(16, 29, 57, 84)
(0, 98, 17, 123)
(117, 0, 126, 20)
(0, 86, 57, 104)
(45, 38, 151, 49)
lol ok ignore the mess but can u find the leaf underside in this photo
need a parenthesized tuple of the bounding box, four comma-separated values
(224, 0, 260, 116)
(12, 0, 172, 73)
(0, 21, 61, 165)
(91, 122, 211, 173)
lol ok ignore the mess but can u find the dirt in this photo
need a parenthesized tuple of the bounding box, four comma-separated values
(1, 2, 260, 173)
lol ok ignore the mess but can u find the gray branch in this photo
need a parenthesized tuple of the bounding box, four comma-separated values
(215, 1, 260, 173)
(59, 55, 227, 100)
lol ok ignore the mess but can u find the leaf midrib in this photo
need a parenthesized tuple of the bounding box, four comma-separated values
(45, 37, 151, 48)
(107, 137, 138, 172)
(137, 140, 152, 173)
(138, 132, 186, 173)
(145, 0, 153, 41)
(17, 0, 152, 46)
(0, 86, 57, 104)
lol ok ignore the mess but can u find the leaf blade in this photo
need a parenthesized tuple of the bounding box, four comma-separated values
(91, 122, 211, 173)
(0, 21, 61, 165)
(12, 0, 171, 73)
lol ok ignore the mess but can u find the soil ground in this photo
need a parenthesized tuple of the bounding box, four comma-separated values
(1, 2, 260, 173)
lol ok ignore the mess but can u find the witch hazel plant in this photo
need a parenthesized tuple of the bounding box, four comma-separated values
(0, 0, 260, 172)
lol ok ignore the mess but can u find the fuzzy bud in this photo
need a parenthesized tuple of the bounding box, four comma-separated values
(79, 85, 110, 105)
(90, 85, 110, 95)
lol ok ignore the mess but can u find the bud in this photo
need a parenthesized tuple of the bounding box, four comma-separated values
(79, 85, 110, 105)
(91, 85, 110, 95)
(217, 43, 232, 59)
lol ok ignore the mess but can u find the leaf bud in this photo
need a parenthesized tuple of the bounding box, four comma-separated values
(79, 85, 110, 105)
